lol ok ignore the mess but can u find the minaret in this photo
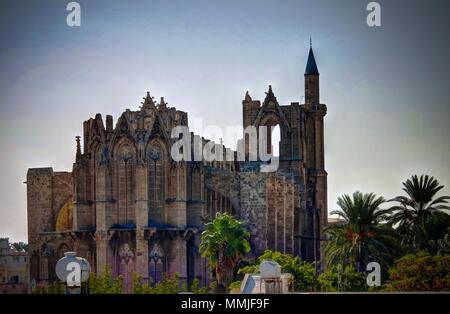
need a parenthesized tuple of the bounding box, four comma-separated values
(304, 37, 319, 109)
(303, 38, 327, 265)
(304, 38, 324, 169)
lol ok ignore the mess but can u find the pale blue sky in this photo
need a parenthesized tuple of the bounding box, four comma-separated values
(1, 0, 449, 242)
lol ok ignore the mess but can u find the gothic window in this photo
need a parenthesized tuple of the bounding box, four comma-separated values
(117, 143, 135, 225)
(40, 245, 51, 281)
(271, 125, 280, 157)
(148, 243, 164, 284)
(147, 145, 165, 226)
(118, 243, 135, 290)
(57, 243, 69, 259)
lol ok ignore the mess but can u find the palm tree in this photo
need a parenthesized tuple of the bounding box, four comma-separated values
(325, 191, 400, 271)
(11, 242, 28, 252)
(199, 212, 251, 292)
(388, 175, 450, 250)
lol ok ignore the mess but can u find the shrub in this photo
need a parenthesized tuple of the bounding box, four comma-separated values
(318, 265, 367, 292)
(384, 252, 450, 291)
(237, 250, 317, 292)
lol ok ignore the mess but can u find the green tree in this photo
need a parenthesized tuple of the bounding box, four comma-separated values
(388, 175, 450, 250)
(325, 191, 400, 271)
(238, 250, 317, 292)
(132, 272, 212, 294)
(318, 264, 367, 292)
(428, 228, 450, 256)
(419, 213, 450, 255)
(89, 265, 124, 294)
(385, 252, 450, 291)
(11, 242, 28, 252)
(199, 213, 251, 292)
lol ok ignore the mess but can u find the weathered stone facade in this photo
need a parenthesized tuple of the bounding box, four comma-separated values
(27, 46, 327, 289)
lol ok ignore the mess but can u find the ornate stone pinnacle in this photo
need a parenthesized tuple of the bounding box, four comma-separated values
(245, 90, 252, 102)
(141, 91, 155, 107)
(75, 136, 81, 160)
(159, 96, 167, 109)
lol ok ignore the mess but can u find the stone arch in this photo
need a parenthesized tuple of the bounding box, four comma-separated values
(55, 198, 73, 231)
(258, 112, 283, 157)
(56, 242, 70, 259)
(85, 116, 106, 155)
(112, 136, 137, 161)
(40, 243, 51, 281)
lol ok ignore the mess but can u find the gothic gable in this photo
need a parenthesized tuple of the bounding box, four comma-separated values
(253, 85, 291, 130)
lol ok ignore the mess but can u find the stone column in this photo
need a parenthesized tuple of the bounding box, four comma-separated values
(95, 163, 108, 274)
(95, 231, 108, 274)
(135, 163, 149, 279)
(168, 163, 187, 228)
(169, 236, 187, 285)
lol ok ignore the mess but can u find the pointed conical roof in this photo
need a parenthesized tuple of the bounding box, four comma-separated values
(305, 47, 319, 75)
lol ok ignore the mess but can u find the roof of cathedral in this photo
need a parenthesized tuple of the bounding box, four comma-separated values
(305, 47, 319, 75)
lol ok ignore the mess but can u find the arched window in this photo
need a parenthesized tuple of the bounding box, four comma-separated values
(258, 113, 282, 159)
(117, 143, 135, 225)
(40, 244, 50, 281)
(118, 243, 135, 291)
(271, 125, 280, 157)
(147, 144, 166, 226)
(148, 243, 164, 284)
(57, 243, 69, 259)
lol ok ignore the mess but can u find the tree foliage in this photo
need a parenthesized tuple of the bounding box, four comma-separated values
(325, 191, 401, 271)
(238, 250, 317, 292)
(88, 264, 124, 294)
(388, 174, 450, 251)
(10, 241, 28, 252)
(318, 264, 367, 292)
(132, 272, 180, 294)
(199, 213, 251, 291)
(385, 252, 450, 291)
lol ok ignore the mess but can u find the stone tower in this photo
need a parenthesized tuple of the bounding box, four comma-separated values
(303, 42, 328, 263)
(241, 43, 327, 263)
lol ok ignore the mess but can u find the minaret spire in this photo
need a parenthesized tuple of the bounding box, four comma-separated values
(305, 40, 319, 75)
(304, 41, 320, 106)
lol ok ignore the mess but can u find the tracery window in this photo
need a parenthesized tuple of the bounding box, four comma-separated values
(117, 143, 135, 224)
(147, 145, 165, 226)
(148, 243, 164, 283)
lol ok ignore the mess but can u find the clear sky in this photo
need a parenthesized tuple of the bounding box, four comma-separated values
(1, 0, 449, 242)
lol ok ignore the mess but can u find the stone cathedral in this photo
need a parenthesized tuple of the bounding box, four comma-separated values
(27, 45, 327, 289)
